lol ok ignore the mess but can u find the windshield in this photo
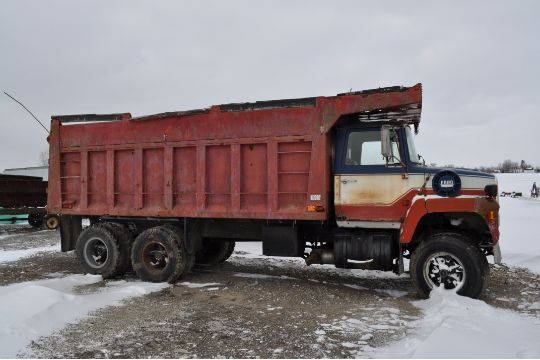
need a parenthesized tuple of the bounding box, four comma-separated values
(405, 126, 422, 164)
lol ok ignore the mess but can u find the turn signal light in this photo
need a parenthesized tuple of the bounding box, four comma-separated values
(307, 205, 325, 212)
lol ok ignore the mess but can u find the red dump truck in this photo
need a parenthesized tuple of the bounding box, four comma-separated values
(48, 84, 500, 298)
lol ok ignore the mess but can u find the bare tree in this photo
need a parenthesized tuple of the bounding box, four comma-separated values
(38, 149, 49, 166)
(501, 159, 519, 173)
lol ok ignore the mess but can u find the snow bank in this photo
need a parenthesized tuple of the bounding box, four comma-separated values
(0, 244, 60, 264)
(177, 281, 222, 288)
(233, 272, 295, 280)
(234, 241, 264, 257)
(372, 287, 540, 358)
(0, 274, 169, 357)
(496, 173, 540, 274)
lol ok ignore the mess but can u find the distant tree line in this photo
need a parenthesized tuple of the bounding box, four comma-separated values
(430, 159, 539, 173)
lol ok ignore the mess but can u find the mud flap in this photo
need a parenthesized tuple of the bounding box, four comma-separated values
(493, 243, 502, 264)
(262, 226, 302, 256)
(398, 242, 405, 275)
(59, 215, 82, 252)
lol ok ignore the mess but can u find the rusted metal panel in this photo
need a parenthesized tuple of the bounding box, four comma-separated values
(241, 143, 267, 211)
(0, 207, 46, 215)
(79, 151, 88, 209)
(173, 146, 196, 209)
(399, 194, 499, 244)
(0, 174, 47, 208)
(48, 120, 62, 211)
(163, 147, 174, 211)
(134, 148, 143, 210)
(106, 150, 115, 209)
(196, 145, 206, 212)
(230, 144, 241, 212)
(48, 84, 422, 220)
(267, 142, 278, 213)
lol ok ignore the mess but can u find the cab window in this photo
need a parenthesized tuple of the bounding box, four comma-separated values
(345, 130, 401, 166)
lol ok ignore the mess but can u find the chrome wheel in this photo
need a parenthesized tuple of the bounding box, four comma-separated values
(422, 251, 466, 291)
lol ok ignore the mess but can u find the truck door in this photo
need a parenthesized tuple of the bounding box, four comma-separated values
(333, 127, 416, 229)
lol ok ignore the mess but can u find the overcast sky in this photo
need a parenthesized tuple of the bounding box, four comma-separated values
(1, 0, 539, 171)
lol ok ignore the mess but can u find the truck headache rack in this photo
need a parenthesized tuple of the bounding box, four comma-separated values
(355, 104, 422, 132)
(356, 105, 421, 122)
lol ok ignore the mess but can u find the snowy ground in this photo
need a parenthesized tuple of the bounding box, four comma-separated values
(0, 274, 168, 358)
(0, 175, 539, 358)
(496, 173, 540, 274)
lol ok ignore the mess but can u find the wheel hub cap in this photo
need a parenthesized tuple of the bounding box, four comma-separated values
(83, 237, 108, 269)
(423, 251, 466, 291)
(142, 241, 169, 271)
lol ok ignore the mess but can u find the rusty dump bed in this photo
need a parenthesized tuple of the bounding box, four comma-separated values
(47, 84, 422, 220)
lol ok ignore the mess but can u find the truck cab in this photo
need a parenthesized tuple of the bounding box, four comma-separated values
(334, 124, 421, 228)
(312, 119, 501, 298)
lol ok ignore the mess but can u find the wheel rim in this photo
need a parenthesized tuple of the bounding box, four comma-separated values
(423, 251, 466, 291)
(142, 241, 169, 273)
(83, 237, 109, 269)
(46, 217, 59, 229)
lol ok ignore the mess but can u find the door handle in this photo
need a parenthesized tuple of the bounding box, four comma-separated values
(341, 180, 358, 184)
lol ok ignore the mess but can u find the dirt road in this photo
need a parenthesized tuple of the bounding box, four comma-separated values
(1, 225, 539, 358)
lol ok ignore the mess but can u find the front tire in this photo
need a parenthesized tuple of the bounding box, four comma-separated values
(410, 232, 489, 299)
(131, 226, 188, 283)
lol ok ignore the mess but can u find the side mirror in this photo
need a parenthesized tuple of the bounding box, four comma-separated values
(381, 125, 393, 160)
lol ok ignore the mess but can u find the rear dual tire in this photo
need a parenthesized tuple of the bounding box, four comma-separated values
(76, 223, 192, 283)
(76, 224, 122, 279)
(75, 223, 133, 279)
(131, 225, 192, 283)
(195, 238, 235, 266)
